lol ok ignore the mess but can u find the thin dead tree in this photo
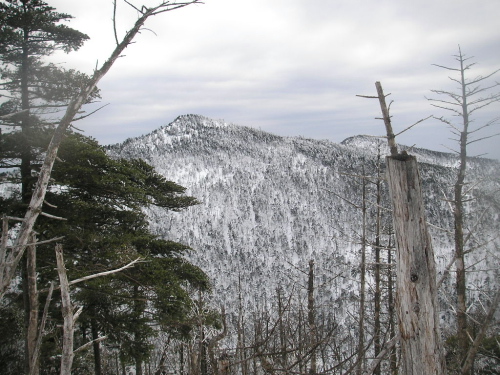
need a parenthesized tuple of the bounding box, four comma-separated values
(0, 0, 203, 301)
(307, 260, 317, 375)
(427, 46, 500, 370)
(207, 307, 227, 375)
(358, 82, 446, 374)
(55, 243, 140, 375)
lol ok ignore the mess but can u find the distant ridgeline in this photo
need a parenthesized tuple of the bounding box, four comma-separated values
(108, 113, 500, 343)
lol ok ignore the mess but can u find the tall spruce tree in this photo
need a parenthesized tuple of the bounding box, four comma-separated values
(0, 3, 98, 373)
(0, 0, 97, 202)
(1, 133, 210, 374)
(35, 133, 209, 375)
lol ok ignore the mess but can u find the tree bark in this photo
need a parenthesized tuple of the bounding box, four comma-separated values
(26, 236, 39, 375)
(387, 236, 398, 375)
(307, 260, 317, 375)
(56, 244, 77, 375)
(373, 151, 382, 375)
(356, 170, 367, 375)
(454, 50, 469, 365)
(91, 313, 102, 375)
(207, 307, 227, 375)
(386, 156, 446, 375)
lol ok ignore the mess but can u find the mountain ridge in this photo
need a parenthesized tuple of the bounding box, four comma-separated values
(107, 114, 500, 343)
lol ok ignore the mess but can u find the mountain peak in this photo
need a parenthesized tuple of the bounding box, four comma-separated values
(109, 114, 499, 355)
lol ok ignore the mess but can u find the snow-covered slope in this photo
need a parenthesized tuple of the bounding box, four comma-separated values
(108, 114, 500, 334)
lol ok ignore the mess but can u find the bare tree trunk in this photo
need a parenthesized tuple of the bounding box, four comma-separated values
(277, 287, 287, 369)
(26, 237, 39, 375)
(460, 290, 500, 375)
(91, 313, 102, 375)
(386, 156, 446, 375)
(179, 343, 185, 375)
(454, 51, 470, 365)
(387, 236, 398, 375)
(356, 169, 367, 375)
(359, 81, 446, 374)
(428, 47, 500, 372)
(373, 154, 382, 375)
(54, 244, 137, 375)
(307, 260, 317, 375)
(237, 275, 248, 375)
(132, 284, 144, 375)
(56, 244, 78, 375)
(208, 307, 227, 375)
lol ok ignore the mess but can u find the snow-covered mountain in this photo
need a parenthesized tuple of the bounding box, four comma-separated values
(108, 114, 500, 338)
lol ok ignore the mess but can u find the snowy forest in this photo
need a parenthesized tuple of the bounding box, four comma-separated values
(1, 1, 500, 375)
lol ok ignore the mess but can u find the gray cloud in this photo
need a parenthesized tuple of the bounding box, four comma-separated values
(47, 0, 500, 159)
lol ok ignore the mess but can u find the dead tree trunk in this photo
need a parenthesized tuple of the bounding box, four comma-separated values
(386, 156, 446, 375)
(373, 151, 382, 375)
(56, 244, 79, 375)
(307, 260, 317, 375)
(357, 172, 367, 375)
(360, 81, 447, 374)
(207, 307, 227, 375)
(25, 236, 39, 375)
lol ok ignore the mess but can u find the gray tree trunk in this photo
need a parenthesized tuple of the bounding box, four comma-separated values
(26, 238, 39, 375)
(307, 260, 317, 375)
(55, 244, 76, 375)
(386, 156, 446, 375)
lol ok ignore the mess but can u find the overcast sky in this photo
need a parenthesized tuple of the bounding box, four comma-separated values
(47, 0, 500, 159)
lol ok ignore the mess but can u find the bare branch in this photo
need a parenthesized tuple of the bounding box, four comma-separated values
(467, 132, 500, 146)
(460, 290, 500, 375)
(468, 117, 499, 135)
(356, 94, 379, 99)
(40, 212, 67, 221)
(394, 115, 432, 137)
(363, 334, 400, 375)
(113, 0, 119, 45)
(374, 82, 398, 156)
(466, 68, 500, 86)
(0, 109, 29, 120)
(72, 103, 110, 122)
(74, 336, 108, 354)
(30, 282, 54, 375)
(123, 0, 141, 13)
(432, 63, 460, 72)
(68, 257, 141, 286)
(429, 103, 463, 116)
(438, 255, 456, 289)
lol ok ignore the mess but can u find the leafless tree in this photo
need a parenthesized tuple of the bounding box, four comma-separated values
(428, 46, 500, 372)
(55, 244, 139, 375)
(358, 82, 446, 375)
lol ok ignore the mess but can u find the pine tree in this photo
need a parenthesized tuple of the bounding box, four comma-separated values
(1, 132, 210, 373)
(0, 0, 96, 197)
(35, 133, 210, 374)
(0, 5, 99, 372)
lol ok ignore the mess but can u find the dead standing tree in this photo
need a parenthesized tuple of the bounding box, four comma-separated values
(0, 0, 203, 301)
(55, 244, 140, 375)
(358, 82, 446, 374)
(427, 47, 500, 371)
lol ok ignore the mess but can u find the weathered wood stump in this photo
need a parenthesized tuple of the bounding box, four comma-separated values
(386, 155, 446, 375)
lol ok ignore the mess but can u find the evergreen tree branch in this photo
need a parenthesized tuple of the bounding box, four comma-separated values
(0, 0, 203, 300)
